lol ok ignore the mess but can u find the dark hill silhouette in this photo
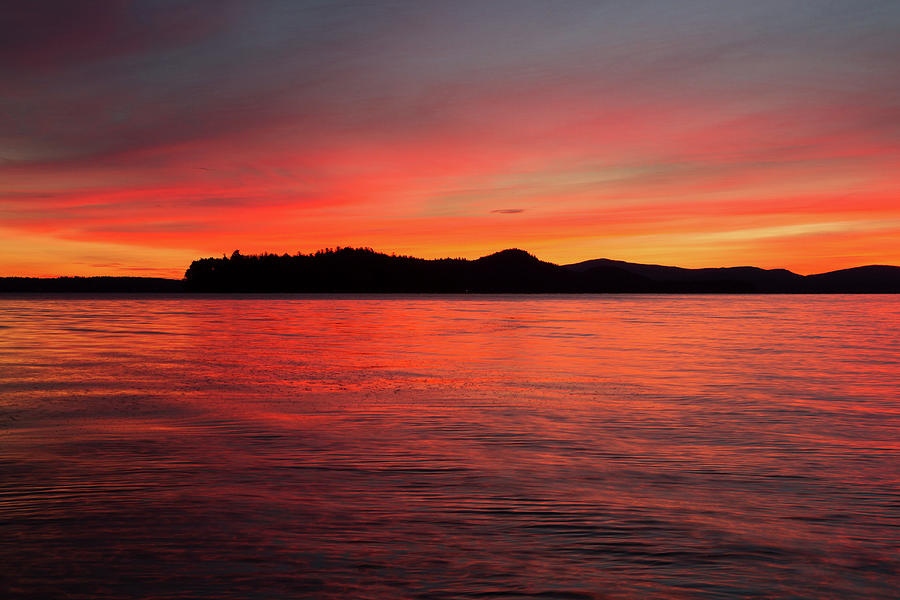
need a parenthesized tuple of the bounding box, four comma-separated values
(472, 249, 578, 292)
(803, 265, 900, 293)
(564, 258, 805, 292)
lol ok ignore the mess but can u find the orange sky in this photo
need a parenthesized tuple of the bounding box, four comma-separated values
(2, 1, 899, 278)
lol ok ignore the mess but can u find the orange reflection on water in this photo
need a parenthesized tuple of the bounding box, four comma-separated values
(1, 294, 898, 599)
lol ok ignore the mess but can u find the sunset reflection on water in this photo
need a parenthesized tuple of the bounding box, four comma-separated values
(1, 295, 898, 599)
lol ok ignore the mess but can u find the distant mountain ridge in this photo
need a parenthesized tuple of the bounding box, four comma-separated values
(802, 265, 900, 293)
(563, 258, 900, 293)
(565, 258, 803, 288)
(2, 249, 899, 293)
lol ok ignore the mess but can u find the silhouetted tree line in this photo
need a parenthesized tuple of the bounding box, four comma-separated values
(184, 247, 587, 292)
(182, 247, 787, 293)
(183, 248, 900, 293)
(183, 247, 654, 292)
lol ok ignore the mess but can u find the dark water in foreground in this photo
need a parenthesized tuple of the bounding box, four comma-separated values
(1, 295, 898, 599)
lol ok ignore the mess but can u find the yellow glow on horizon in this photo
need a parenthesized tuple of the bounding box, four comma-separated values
(0, 227, 197, 279)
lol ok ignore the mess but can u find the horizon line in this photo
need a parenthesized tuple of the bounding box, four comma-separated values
(5, 246, 899, 281)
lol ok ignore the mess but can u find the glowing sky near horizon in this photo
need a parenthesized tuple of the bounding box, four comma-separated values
(2, 0, 899, 277)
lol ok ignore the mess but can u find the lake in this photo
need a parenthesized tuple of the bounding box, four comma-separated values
(1, 294, 898, 599)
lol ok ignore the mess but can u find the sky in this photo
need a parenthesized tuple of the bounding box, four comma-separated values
(2, 0, 899, 277)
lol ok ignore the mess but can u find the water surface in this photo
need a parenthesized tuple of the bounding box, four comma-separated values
(1, 295, 898, 599)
